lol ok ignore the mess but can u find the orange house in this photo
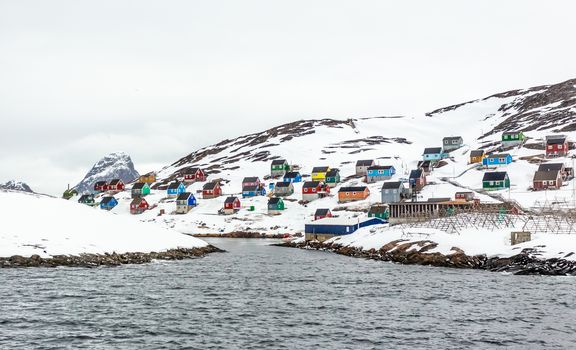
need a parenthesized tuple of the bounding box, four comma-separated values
(338, 186, 370, 203)
(139, 173, 157, 183)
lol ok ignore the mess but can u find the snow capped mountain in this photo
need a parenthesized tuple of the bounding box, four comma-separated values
(75, 152, 140, 193)
(0, 180, 34, 193)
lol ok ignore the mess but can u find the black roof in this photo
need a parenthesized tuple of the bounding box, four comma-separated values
(168, 182, 183, 190)
(224, 196, 238, 204)
(409, 169, 423, 178)
(533, 171, 560, 182)
(132, 182, 146, 190)
(368, 205, 388, 214)
(326, 168, 340, 176)
(503, 131, 522, 136)
(177, 192, 192, 200)
(94, 181, 107, 186)
(312, 166, 330, 173)
(381, 181, 402, 190)
(356, 160, 374, 166)
(130, 197, 146, 205)
(486, 153, 511, 159)
(284, 171, 300, 178)
(368, 165, 393, 170)
(302, 181, 321, 188)
(243, 177, 260, 183)
(315, 208, 331, 216)
(183, 167, 200, 173)
(470, 150, 485, 157)
(339, 186, 368, 192)
(417, 160, 431, 167)
(101, 196, 116, 204)
(538, 163, 564, 172)
(78, 194, 93, 201)
(482, 172, 508, 181)
(443, 136, 462, 141)
(275, 182, 292, 188)
(423, 147, 442, 154)
(268, 197, 282, 205)
(109, 179, 122, 185)
(547, 136, 567, 145)
(203, 181, 219, 190)
(271, 159, 287, 165)
(242, 185, 258, 191)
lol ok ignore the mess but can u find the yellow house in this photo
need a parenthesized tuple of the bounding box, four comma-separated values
(469, 150, 485, 164)
(139, 173, 157, 183)
(311, 166, 330, 182)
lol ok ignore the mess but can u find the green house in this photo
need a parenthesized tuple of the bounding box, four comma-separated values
(78, 194, 95, 206)
(325, 168, 341, 188)
(131, 182, 151, 198)
(271, 159, 290, 177)
(482, 172, 510, 190)
(268, 197, 285, 214)
(368, 205, 389, 220)
(502, 131, 525, 143)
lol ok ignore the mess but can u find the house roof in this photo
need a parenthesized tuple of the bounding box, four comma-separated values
(183, 167, 201, 174)
(109, 179, 122, 185)
(132, 182, 146, 190)
(486, 153, 511, 159)
(356, 160, 374, 166)
(177, 192, 193, 200)
(268, 197, 283, 205)
(302, 181, 322, 188)
(275, 182, 292, 188)
(314, 208, 331, 216)
(538, 163, 564, 172)
(242, 185, 258, 192)
(533, 170, 560, 182)
(130, 197, 147, 206)
(547, 136, 567, 145)
(312, 166, 330, 173)
(271, 159, 287, 165)
(339, 186, 368, 192)
(168, 182, 183, 190)
(417, 160, 431, 167)
(101, 196, 116, 204)
(367, 165, 394, 171)
(482, 172, 508, 181)
(307, 217, 383, 226)
(503, 131, 522, 136)
(427, 197, 452, 203)
(326, 169, 340, 177)
(423, 147, 443, 154)
(284, 171, 301, 178)
(203, 181, 219, 190)
(243, 177, 260, 183)
(79, 194, 93, 201)
(224, 196, 238, 204)
(381, 181, 403, 190)
(409, 169, 423, 178)
(368, 205, 388, 215)
(443, 136, 462, 141)
(470, 150, 485, 157)
(94, 181, 107, 186)
(455, 191, 474, 195)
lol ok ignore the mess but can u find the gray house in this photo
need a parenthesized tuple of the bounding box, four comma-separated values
(443, 136, 463, 151)
(355, 159, 375, 176)
(380, 181, 409, 204)
(274, 182, 294, 196)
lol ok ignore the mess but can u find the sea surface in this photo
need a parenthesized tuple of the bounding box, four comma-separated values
(1, 238, 575, 349)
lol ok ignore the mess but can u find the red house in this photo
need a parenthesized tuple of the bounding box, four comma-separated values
(546, 135, 568, 158)
(533, 170, 562, 190)
(203, 181, 222, 199)
(242, 177, 261, 188)
(106, 179, 125, 191)
(314, 208, 332, 221)
(93, 181, 107, 192)
(223, 196, 241, 214)
(130, 197, 149, 214)
(302, 181, 330, 202)
(183, 167, 207, 182)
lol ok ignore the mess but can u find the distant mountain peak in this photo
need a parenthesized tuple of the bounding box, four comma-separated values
(75, 152, 139, 193)
(0, 180, 34, 193)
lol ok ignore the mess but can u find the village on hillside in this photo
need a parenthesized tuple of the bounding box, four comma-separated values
(65, 130, 575, 244)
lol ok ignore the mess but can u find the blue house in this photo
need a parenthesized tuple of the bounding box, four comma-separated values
(422, 147, 447, 161)
(482, 153, 513, 166)
(304, 217, 386, 242)
(283, 171, 302, 183)
(100, 196, 118, 210)
(242, 185, 266, 198)
(366, 165, 396, 183)
(167, 182, 186, 198)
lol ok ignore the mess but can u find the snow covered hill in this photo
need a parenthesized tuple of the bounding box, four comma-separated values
(0, 180, 33, 193)
(0, 190, 207, 258)
(75, 152, 139, 193)
(81, 79, 576, 239)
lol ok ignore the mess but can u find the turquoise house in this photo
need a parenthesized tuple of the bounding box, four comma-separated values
(482, 154, 512, 166)
(422, 147, 447, 161)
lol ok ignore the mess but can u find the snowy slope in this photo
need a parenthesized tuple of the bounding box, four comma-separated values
(0, 190, 207, 258)
(75, 152, 139, 193)
(85, 79, 576, 237)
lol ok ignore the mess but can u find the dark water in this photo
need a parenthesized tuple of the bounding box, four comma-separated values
(1, 238, 575, 349)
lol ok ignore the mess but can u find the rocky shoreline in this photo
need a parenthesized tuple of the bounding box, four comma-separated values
(0, 245, 223, 268)
(193, 231, 290, 239)
(277, 240, 576, 276)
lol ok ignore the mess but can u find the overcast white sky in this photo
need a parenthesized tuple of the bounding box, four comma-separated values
(1, 0, 575, 195)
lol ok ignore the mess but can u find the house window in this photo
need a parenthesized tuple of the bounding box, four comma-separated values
(559, 145, 563, 149)
(489, 181, 494, 185)
(312, 188, 316, 193)
(346, 192, 350, 196)
(452, 140, 457, 144)
(352, 192, 357, 195)
(548, 145, 553, 150)
(499, 158, 505, 163)
(549, 180, 555, 185)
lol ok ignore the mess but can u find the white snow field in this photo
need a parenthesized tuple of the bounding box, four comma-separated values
(0, 190, 208, 258)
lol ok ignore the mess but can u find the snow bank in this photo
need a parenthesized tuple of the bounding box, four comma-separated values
(0, 191, 208, 258)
